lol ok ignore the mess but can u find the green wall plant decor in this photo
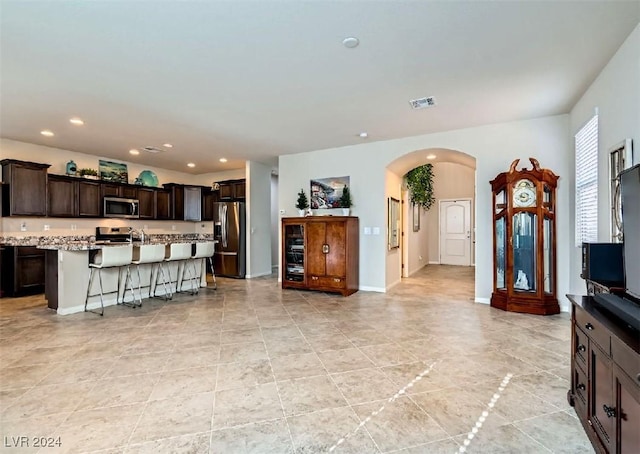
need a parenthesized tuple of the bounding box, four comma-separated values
(405, 163, 435, 210)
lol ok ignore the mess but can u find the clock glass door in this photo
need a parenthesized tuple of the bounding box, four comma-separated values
(543, 216, 553, 293)
(495, 217, 506, 289)
(512, 212, 537, 293)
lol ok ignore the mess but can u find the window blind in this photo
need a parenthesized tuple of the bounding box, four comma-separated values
(575, 114, 598, 246)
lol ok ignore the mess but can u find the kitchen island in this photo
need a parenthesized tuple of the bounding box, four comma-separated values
(1, 234, 213, 315)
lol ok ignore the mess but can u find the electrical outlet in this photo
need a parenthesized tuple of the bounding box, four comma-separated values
(44, 224, 50, 231)
(20, 222, 27, 232)
(419, 255, 423, 261)
(143, 225, 148, 230)
(279, 209, 286, 214)
(373, 227, 380, 235)
(171, 225, 176, 231)
(364, 227, 372, 235)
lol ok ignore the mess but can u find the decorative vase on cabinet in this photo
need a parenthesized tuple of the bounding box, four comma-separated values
(490, 158, 559, 315)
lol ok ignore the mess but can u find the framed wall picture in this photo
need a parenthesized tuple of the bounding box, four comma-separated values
(99, 159, 128, 183)
(413, 203, 420, 232)
(310, 176, 350, 209)
(388, 197, 400, 250)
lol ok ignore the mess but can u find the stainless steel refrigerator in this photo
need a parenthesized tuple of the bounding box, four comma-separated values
(213, 201, 246, 278)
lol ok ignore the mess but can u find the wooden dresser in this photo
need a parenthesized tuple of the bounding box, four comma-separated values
(567, 294, 639, 453)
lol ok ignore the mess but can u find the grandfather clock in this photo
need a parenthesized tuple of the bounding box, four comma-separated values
(490, 158, 559, 315)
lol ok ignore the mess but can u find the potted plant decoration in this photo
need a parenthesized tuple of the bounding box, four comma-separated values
(340, 185, 352, 215)
(295, 188, 309, 216)
(79, 168, 99, 179)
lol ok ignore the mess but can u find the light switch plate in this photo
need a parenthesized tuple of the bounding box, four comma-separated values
(373, 227, 380, 235)
(364, 227, 372, 235)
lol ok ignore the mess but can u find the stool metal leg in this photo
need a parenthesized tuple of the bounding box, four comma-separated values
(84, 267, 103, 315)
(155, 262, 172, 300)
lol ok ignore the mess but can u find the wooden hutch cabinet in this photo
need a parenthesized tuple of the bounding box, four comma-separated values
(490, 158, 559, 315)
(282, 216, 359, 296)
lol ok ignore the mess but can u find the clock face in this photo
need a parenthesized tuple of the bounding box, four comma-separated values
(513, 180, 536, 207)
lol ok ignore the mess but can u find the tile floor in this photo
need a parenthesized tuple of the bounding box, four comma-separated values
(0, 265, 593, 453)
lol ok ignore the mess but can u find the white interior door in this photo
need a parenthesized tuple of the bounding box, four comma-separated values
(439, 199, 471, 266)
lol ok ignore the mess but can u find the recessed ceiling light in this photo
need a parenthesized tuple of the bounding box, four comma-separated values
(40, 130, 54, 137)
(69, 117, 84, 125)
(359, 132, 368, 138)
(342, 37, 359, 48)
(129, 149, 140, 155)
(187, 163, 196, 168)
(163, 143, 173, 148)
(426, 154, 437, 160)
(219, 158, 228, 163)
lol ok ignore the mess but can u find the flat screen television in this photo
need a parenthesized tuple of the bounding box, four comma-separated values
(594, 163, 640, 331)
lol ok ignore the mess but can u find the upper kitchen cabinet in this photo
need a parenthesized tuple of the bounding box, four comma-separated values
(48, 175, 77, 217)
(156, 189, 171, 220)
(218, 179, 246, 201)
(101, 182, 138, 200)
(1, 159, 50, 216)
(78, 180, 101, 217)
(202, 189, 219, 221)
(48, 175, 102, 218)
(137, 187, 156, 219)
(164, 183, 203, 221)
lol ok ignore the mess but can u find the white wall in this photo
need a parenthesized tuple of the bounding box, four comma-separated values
(404, 189, 430, 276)
(385, 169, 403, 289)
(279, 114, 571, 308)
(569, 24, 640, 296)
(246, 160, 273, 278)
(427, 162, 476, 264)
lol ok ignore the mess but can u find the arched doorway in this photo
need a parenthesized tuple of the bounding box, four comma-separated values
(385, 148, 476, 283)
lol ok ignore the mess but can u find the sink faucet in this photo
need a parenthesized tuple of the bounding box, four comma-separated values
(128, 227, 146, 243)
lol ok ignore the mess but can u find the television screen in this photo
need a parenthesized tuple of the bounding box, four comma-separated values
(620, 164, 640, 301)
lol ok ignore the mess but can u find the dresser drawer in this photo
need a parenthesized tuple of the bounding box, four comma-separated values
(573, 363, 588, 414)
(574, 326, 588, 370)
(575, 306, 610, 354)
(308, 275, 346, 290)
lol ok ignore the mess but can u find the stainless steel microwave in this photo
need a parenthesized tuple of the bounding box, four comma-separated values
(104, 197, 139, 218)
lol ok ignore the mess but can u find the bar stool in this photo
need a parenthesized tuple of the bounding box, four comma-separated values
(85, 245, 134, 316)
(163, 243, 193, 298)
(185, 242, 217, 294)
(131, 243, 167, 304)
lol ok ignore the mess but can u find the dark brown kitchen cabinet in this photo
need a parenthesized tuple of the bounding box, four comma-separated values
(281, 216, 359, 296)
(137, 187, 156, 219)
(164, 183, 203, 221)
(48, 175, 101, 218)
(202, 190, 218, 221)
(101, 182, 137, 199)
(78, 180, 101, 217)
(1, 246, 45, 296)
(156, 189, 171, 220)
(1, 159, 50, 216)
(48, 175, 77, 217)
(217, 179, 246, 201)
(568, 295, 640, 454)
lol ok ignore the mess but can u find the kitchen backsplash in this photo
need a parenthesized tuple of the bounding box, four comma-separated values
(1, 217, 213, 237)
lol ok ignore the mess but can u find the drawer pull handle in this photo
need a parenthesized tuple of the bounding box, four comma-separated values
(577, 383, 586, 391)
(322, 244, 330, 254)
(585, 323, 594, 330)
(603, 405, 616, 418)
(334, 278, 341, 282)
(577, 345, 586, 353)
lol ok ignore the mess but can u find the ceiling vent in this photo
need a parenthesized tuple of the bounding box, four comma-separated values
(143, 146, 165, 153)
(409, 96, 437, 110)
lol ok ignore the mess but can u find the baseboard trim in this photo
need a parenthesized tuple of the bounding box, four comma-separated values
(428, 260, 440, 265)
(474, 297, 490, 305)
(246, 271, 273, 279)
(359, 285, 386, 293)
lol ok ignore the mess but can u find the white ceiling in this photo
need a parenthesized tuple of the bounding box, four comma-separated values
(1, 1, 638, 174)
